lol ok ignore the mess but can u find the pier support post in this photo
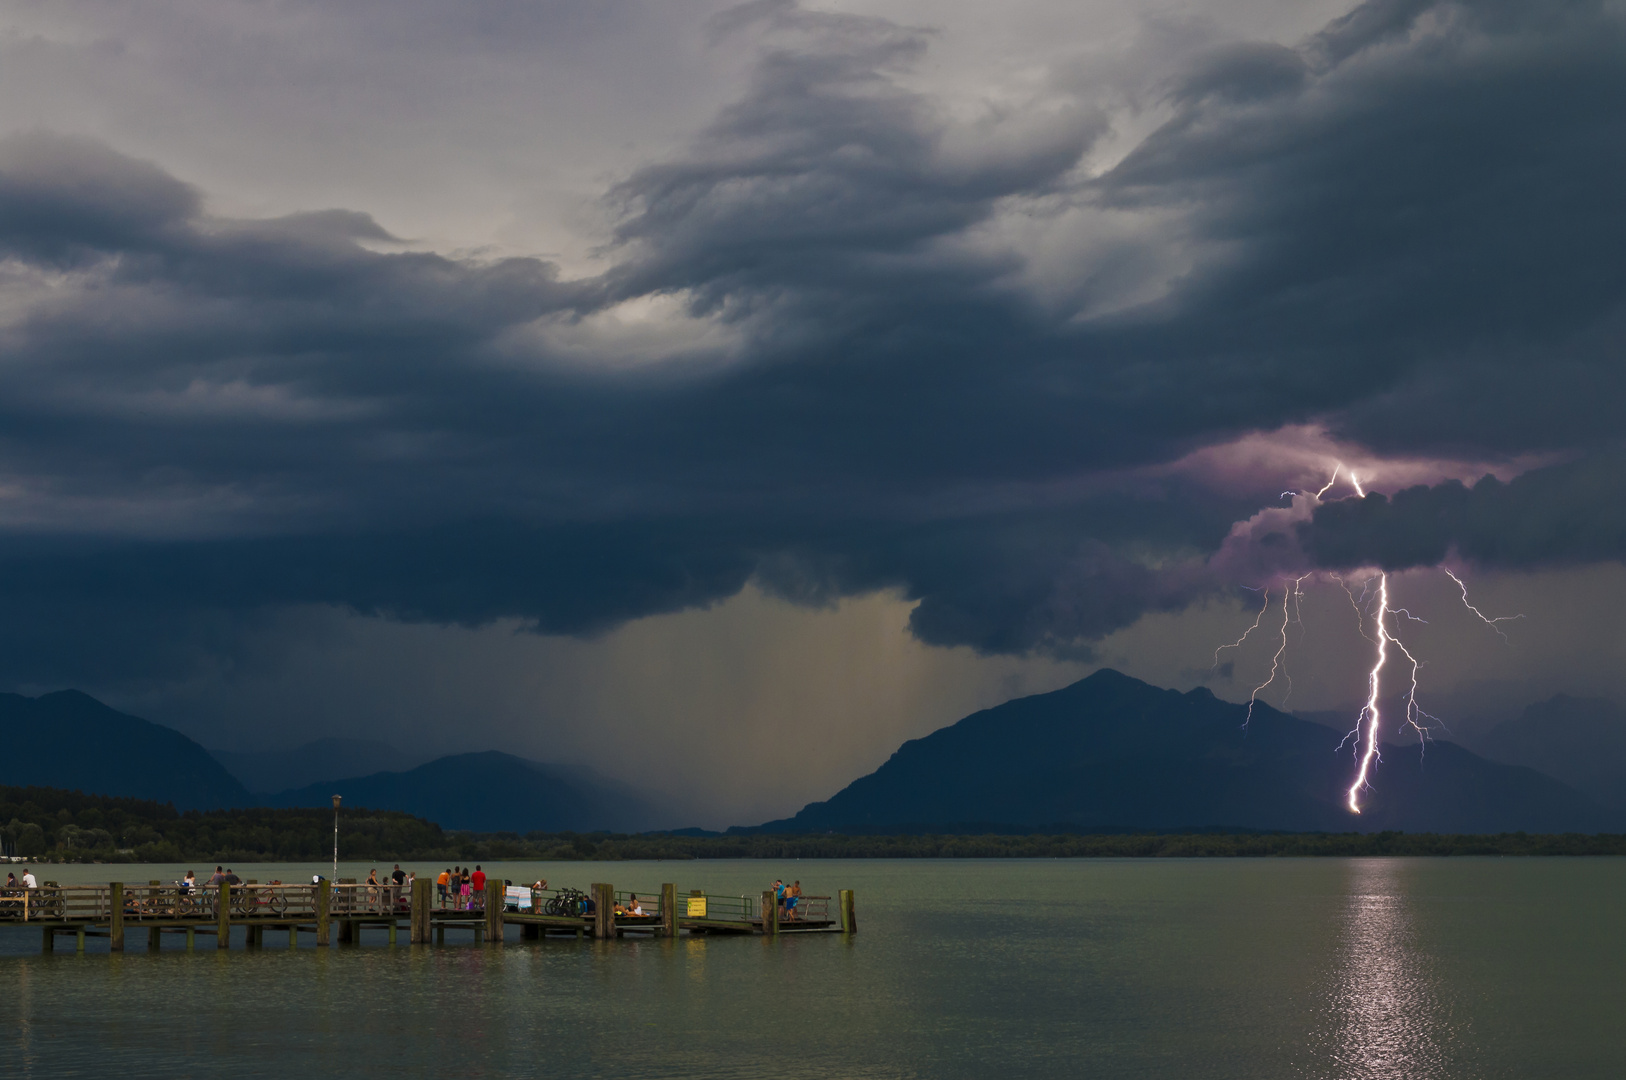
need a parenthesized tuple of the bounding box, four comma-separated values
(486, 880, 504, 945)
(185, 927, 195, 950)
(217, 882, 231, 949)
(149, 880, 162, 950)
(761, 891, 778, 937)
(839, 889, 856, 934)
(110, 882, 125, 951)
(592, 883, 613, 940)
(436, 923, 445, 944)
(338, 920, 354, 945)
(661, 883, 677, 938)
(289, 925, 298, 948)
(316, 880, 331, 946)
(411, 878, 431, 944)
(42, 927, 54, 954)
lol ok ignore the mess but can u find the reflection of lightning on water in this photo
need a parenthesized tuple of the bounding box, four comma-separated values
(1220, 464, 1519, 813)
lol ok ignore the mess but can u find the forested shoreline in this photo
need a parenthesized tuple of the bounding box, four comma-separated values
(4, 784, 1625, 863)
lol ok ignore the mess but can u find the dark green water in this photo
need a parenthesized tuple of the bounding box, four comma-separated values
(3, 858, 1622, 1078)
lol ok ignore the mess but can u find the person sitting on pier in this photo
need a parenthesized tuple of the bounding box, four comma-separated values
(625, 894, 645, 916)
(224, 869, 241, 886)
(21, 868, 36, 889)
(179, 871, 196, 895)
(207, 866, 225, 887)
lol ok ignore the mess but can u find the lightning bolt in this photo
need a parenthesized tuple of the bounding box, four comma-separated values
(1443, 568, 1522, 643)
(1215, 587, 1271, 669)
(1212, 467, 1519, 814)
(1345, 573, 1391, 813)
(1242, 574, 1311, 725)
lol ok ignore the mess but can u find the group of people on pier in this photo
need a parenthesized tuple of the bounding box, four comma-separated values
(773, 879, 804, 920)
(435, 865, 487, 909)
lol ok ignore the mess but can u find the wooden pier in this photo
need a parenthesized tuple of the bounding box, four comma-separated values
(0, 879, 857, 952)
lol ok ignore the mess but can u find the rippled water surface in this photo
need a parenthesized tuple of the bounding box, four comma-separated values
(4, 858, 1623, 1078)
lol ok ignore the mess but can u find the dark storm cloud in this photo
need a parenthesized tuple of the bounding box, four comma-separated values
(1, 0, 1625, 682)
(1299, 453, 1626, 572)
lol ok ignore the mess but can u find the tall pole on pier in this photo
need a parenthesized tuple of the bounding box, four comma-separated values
(331, 794, 341, 881)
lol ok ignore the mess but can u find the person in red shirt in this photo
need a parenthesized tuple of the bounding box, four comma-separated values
(470, 865, 486, 896)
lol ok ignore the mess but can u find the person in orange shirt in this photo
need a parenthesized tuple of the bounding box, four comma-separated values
(436, 868, 451, 908)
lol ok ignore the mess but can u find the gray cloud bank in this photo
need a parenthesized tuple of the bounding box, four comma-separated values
(1, 0, 1624, 691)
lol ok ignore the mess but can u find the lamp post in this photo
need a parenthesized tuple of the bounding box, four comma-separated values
(331, 795, 342, 882)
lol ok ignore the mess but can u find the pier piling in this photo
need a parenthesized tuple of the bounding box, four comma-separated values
(110, 883, 124, 951)
(839, 889, 856, 933)
(592, 883, 614, 940)
(410, 878, 431, 943)
(316, 879, 331, 946)
(217, 882, 231, 949)
(761, 890, 779, 936)
(486, 879, 504, 944)
(661, 883, 677, 938)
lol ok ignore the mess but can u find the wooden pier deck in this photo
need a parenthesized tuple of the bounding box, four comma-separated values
(0, 879, 856, 952)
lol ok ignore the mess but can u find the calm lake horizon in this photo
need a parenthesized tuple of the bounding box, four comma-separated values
(4, 857, 1623, 1078)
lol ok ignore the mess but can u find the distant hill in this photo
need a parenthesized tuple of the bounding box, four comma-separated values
(0, 691, 250, 811)
(268, 750, 668, 833)
(751, 670, 1615, 835)
(210, 737, 422, 794)
(1475, 695, 1626, 812)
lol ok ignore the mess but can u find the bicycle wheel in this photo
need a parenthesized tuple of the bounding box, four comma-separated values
(266, 893, 288, 915)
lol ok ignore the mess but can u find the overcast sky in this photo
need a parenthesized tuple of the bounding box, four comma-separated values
(2, 0, 1623, 826)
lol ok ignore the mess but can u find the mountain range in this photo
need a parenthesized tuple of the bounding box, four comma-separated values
(0, 690, 664, 831)
(208, 738, 424, 795)
(0, 690, 252, 811)
(1473, 695, 1626, 812)
(750, 670, 1617, 834)
(266, 751, 666, 833)
(5, 673, 1624, 835)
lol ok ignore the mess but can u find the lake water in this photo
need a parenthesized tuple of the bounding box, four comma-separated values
(3, 858, 1623, 1078)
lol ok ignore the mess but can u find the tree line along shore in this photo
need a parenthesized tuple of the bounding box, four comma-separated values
(4, 784, 1625, 863)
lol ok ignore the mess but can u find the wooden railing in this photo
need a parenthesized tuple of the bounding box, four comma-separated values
(0, 882, 327, 922)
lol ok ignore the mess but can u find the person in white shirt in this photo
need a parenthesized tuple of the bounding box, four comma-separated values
(21, 869, 37, 889)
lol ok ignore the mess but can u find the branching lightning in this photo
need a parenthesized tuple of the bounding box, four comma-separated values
(1443, 568, 1523, 643)
(1345, 573, 1391, 812)
(1213, 463, 1519, 814)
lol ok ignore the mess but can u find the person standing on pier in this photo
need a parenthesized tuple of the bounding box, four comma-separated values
(470, 865, 486, 909)
(437, 868, 450, 908)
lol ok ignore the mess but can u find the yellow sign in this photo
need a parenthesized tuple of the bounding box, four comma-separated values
(686, 896, 707, 918)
